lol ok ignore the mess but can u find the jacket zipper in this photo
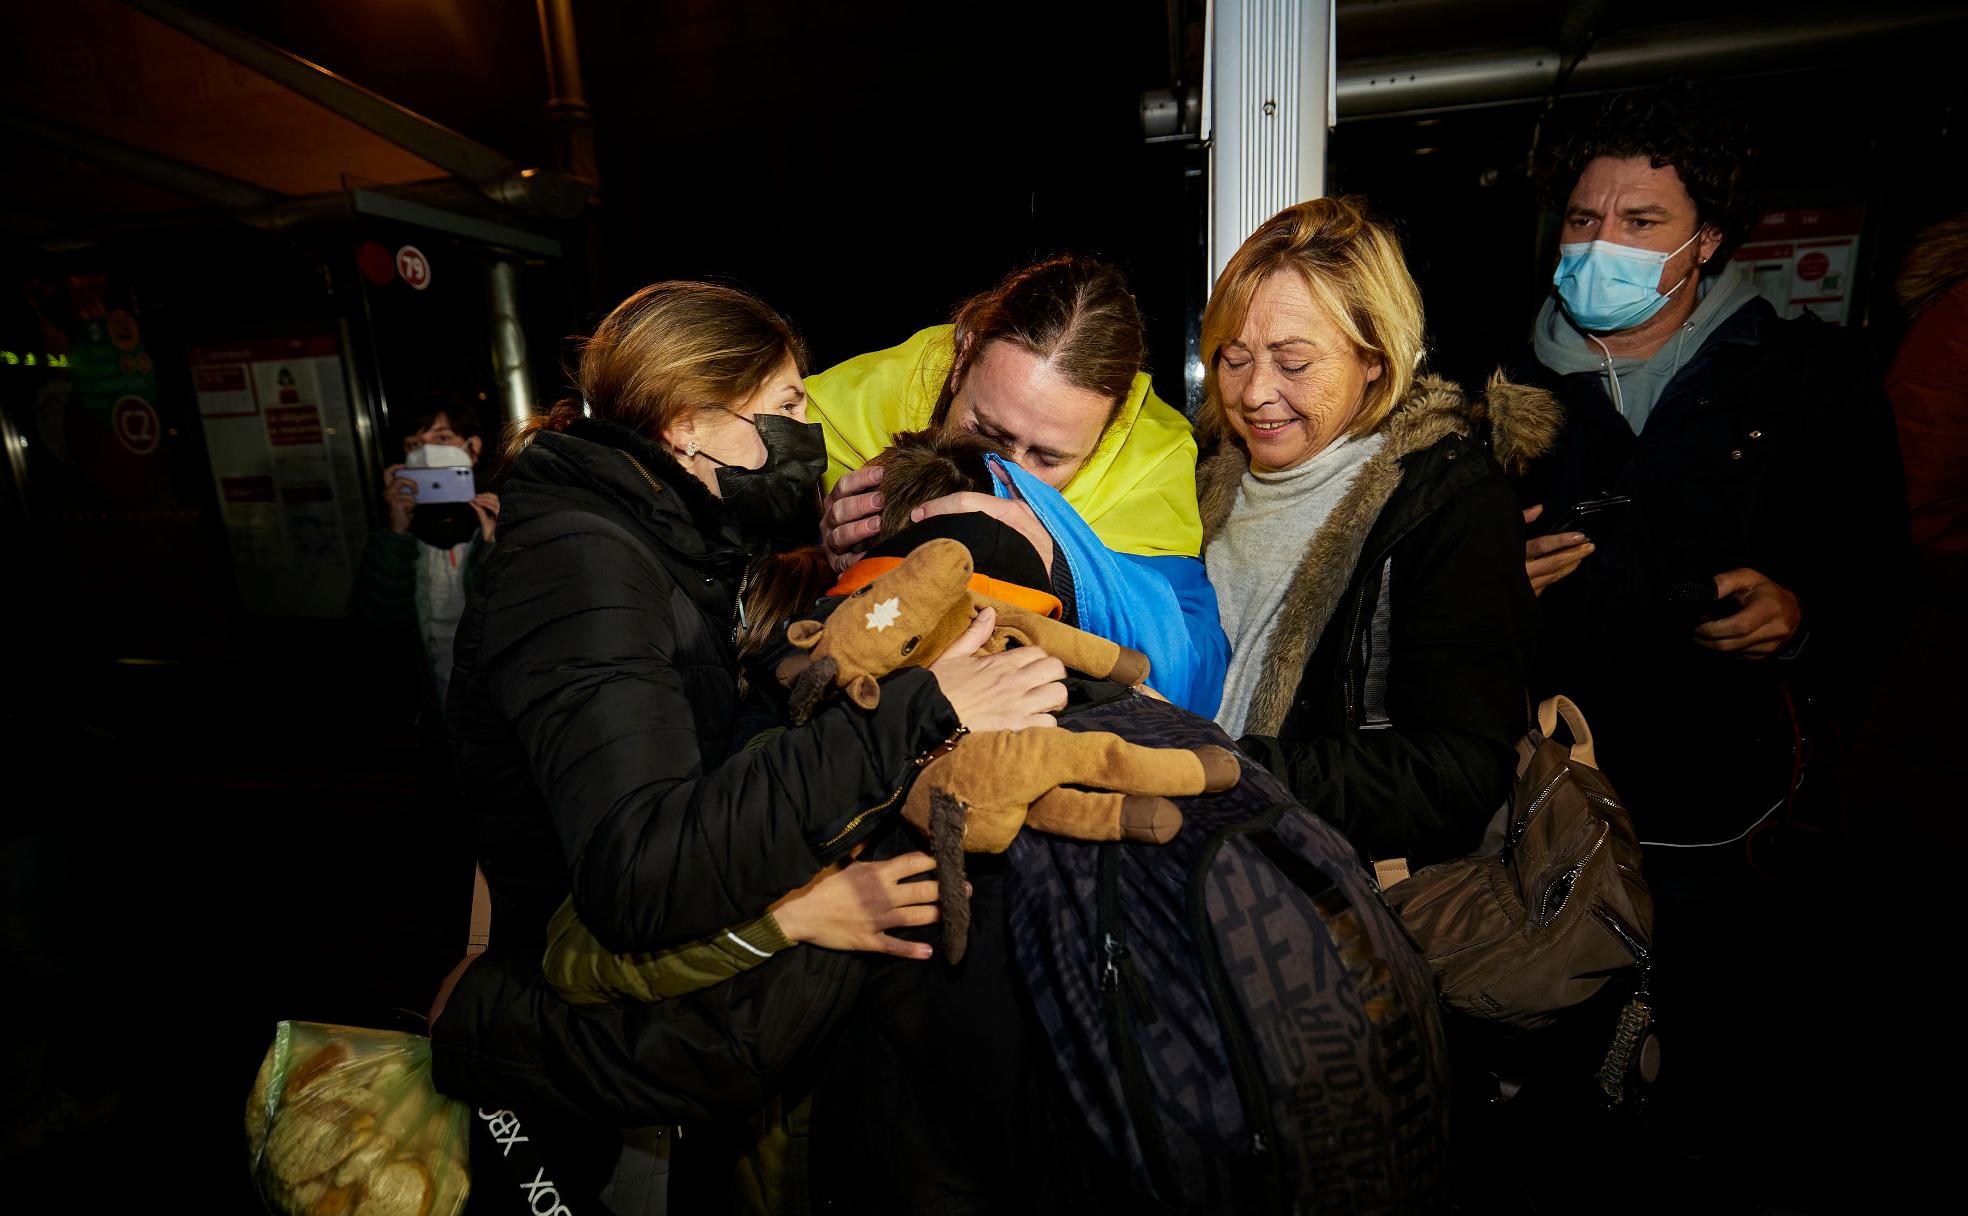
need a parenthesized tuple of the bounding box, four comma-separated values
(614, 447, 752, 644)
(1342, 581, 1371, 728)
(731, 559, 753, 644)
(817, 726, 970, 853)
(819, 784, 905, 852)
(615, 448, 666, 497)
(1339, 528, 1416, 729)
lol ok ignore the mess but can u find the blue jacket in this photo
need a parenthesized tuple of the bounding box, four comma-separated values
(988, 454, 1228, 717)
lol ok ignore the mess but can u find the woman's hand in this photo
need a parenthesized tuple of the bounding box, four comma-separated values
(928, 607, 1069, 731)
(770, 849, 954, 960)
(821, 464, 885, 572)
(383, 464, 417, 534)
(912, 461, 1055, 575)
(471, 492, 501, 543)
(1522, 504, 1593, 596)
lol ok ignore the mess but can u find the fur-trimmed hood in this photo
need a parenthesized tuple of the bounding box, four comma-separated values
(1898, 210, 1968, 320)
(1201, 373, 1556, 737)
(1199, 373, 1559, 539)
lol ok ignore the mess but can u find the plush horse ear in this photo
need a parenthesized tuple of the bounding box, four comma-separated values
(787, 619, 825, 650)
(847, 673, 881, 710)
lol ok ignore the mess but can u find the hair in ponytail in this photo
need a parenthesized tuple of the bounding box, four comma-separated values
(932, 254, 1145, 434)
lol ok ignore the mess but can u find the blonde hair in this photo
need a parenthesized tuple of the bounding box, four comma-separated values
(1199, 196, 1424, 443)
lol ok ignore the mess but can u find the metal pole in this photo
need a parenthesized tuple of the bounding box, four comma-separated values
(537, 0, 600, 189)
(487, 261, 536, 434)
(1335, 8, 1963, 119)
(1207, 0, 1333, 287)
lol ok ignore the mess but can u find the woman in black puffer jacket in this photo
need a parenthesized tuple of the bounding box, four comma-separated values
(426, 283, 1067, 1160)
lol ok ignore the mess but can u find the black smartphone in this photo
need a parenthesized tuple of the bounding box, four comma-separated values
(1542, 494, 1633, 537)
(1664, 576, 1740, 624)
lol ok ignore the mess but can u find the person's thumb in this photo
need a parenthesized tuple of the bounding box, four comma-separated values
(950, 606, 996, 658)
(1712, 567, 1759, 599)
(1522, 503, 1544, 525)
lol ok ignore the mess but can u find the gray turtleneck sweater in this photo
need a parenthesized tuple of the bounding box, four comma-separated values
(1208, 430, 1386, 738)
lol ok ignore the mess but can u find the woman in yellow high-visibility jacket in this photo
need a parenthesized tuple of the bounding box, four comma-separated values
(810, 255, 1201, 562)
(807, 254, 1227, 717)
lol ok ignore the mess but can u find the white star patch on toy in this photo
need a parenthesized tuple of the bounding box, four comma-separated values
(865, 596, 902, 632)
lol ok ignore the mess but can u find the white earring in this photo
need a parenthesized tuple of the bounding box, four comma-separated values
(685, 440, 698, 458)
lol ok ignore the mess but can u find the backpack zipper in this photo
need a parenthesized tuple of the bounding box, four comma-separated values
(1534, 823, 1608, 926)
(1590, 904, 1653, 995)
(1189, 815, 1291, 1208)
(1096, 843, 1181, 1201)
(1506, 766, 1571, 849)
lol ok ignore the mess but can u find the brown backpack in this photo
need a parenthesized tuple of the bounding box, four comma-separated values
(1379, 696, 1654, 1043)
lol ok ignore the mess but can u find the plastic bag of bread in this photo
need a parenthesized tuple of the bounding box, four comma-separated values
(246, 1021, 469, 1216)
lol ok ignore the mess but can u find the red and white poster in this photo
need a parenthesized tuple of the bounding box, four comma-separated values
(1732, 205, 1864, 326)
(190, 334, 369, 616)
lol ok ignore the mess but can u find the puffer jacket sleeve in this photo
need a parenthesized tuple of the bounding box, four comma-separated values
(431, 943, 862, 1125)
(476, 521, 961, 954)
(1241, 473, 1537, 866)
(542, 896, 792, 1005)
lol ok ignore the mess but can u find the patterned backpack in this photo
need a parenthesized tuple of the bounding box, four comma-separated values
(1007, 685, 1452, 1213)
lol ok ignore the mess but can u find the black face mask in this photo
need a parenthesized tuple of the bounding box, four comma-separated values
(410, 503, 480, 549)
(700, 413, 827, 551)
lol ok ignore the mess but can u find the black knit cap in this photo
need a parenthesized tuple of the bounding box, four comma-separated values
(866, 512, 1047, 592)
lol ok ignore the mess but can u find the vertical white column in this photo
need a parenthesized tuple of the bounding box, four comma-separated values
(1206, 0, 1334, 287)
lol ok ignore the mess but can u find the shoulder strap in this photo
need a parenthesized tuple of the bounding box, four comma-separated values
(467, 865, 491, 956)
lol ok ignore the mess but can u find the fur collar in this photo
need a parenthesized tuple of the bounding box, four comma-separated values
(1898, 211, 1968, 320)
(1201, 373, 1557, 736)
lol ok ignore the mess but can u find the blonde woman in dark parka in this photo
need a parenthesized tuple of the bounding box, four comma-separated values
(1200, 197, 1551, 869)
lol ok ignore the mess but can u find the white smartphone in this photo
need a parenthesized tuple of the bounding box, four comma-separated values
(400, 466, 477, 504)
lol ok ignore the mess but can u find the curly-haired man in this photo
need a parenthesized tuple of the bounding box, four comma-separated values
(1497, 79, 1908, 1201)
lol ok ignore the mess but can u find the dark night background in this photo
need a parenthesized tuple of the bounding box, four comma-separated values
(0, 0, 1960, 1208)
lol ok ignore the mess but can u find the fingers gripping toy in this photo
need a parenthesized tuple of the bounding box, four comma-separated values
(773, 537, 1240, 962)
(777, 537, 1152, 724)
(903, 728, 1241, 962)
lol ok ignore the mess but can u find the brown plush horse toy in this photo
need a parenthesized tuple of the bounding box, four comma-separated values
(776, 537, 1240, 961)
(777, 537, 1151, 724)
(905, 728, 1239, 961)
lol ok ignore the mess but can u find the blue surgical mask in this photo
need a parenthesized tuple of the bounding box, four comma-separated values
(1553, 230, 1703, 333)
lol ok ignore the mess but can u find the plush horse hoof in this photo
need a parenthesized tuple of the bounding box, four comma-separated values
(1108, 646, 1152, 688)
(1193, 745, 1241, 792)
(1119, 796, 1182, 844)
